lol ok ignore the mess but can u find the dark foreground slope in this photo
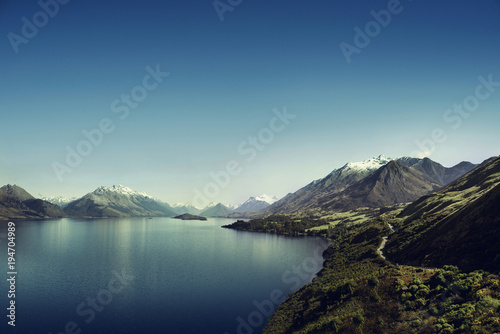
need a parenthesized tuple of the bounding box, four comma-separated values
(386, 156, 500, 273)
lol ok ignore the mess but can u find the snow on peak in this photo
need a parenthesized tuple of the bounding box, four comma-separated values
(41, 196, 77, 207)
(202, 202, 238, 210)
(93, 185, 150, 198)
(251, 194, 279, 204)
(343, 155, 393, 172)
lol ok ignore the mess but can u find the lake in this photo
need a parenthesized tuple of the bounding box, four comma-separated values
(0, 218, 329, 334)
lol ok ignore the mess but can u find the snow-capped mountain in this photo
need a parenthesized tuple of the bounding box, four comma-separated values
(226, 203, 239, 210)
(64, 185, 177, 218)
(234, 194, 280, 213)
(261, 155, 478, 216)
(92, 185, 150, 198)
(254, 194, 279, 204)
(342, 154, 393, 173)
(172, 203, 203, 215)
(41, 196, 77, 208)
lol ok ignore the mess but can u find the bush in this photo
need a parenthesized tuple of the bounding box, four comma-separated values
(480, 295, 500, 310)
(353, 314, 364, 325)
(328, 317, 342, 332)
(368, 277, 379, 287)
(415, 298, 426, 308)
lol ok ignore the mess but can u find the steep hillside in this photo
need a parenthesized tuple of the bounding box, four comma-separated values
(264, 215, 500, 333)
(386, 156, 500, 273)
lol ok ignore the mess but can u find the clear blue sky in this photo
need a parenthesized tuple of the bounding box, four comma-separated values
(1, 0, 499, 205)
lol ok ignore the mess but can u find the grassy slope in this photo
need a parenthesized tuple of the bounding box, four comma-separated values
(386, 157, 500, 273)
(264, 213, 500, 334)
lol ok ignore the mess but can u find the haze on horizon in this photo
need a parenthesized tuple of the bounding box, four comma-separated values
(1, 0, 499, 204)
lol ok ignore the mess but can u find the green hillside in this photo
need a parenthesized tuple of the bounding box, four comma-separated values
(264, 215, 500, 333)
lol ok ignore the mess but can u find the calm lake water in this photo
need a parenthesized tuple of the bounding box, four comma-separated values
(0, 218, 329, 334)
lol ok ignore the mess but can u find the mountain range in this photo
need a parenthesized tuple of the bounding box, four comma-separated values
(171, 203, 203, 215)
(2, 154, 497, 334)
(317, 160, 442, 211)
(0, 155, 479, 221)
(263, 155, 500, 333)
(259, 155, 477, 216)
(40, 196, 76, 209)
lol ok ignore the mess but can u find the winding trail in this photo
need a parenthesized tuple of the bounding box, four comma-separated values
(377, 223, 394, 261)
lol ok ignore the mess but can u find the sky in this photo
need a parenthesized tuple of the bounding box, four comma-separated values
(1, 0, 499, 206)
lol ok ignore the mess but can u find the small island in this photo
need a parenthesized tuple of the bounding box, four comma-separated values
(173, 213, 207, 221)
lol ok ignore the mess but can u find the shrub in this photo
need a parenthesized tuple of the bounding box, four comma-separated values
(415, 298, 426, 308)
(368, 277, 379, 287)
(353, 314, 364, 325)
(480, 295, 500, 310)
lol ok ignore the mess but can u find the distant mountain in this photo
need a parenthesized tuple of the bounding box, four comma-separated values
(172, 203, 203, 215)
(0, 184, 65, 220)
(204, 202, 238, 210)
(261, 155, 476, 216)
(41, 196, 77, 209)
(386, 156, 500, 273)
(233, 194, 279, 213)
(199, 203, 233, 217)
(63, 185, 177, 218)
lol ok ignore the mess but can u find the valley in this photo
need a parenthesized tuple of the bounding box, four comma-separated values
(1, 154, 498, 333)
